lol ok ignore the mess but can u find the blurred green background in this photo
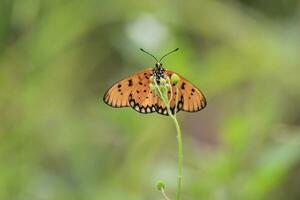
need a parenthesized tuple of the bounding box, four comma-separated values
(1, 0, 300, 199)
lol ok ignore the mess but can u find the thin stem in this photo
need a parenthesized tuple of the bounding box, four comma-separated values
(172, 116, 182, 200)
(161, 188, 171, 200)
(174, 87, 179, 117)
(154, 79, 183, 200)
(173, 87, 182, 200)
(168, 82, 173, 105)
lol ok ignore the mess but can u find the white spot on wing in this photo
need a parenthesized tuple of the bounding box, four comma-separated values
(178, 102, 183, 109)
(201, 101, 206, 108)
(130, 101, 135, 107)
(135, 105, 140, 111)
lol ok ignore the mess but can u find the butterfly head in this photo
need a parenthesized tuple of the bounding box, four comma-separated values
(155, 62, 163, 68)
(140, 48, 179, 82)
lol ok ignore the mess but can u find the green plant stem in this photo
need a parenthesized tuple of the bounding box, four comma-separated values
(165, 91, 182, 200)
(161, 188, 171, 200)
(165, 101, 183, 200)
(172, 116, 182, 200)
(154, 80, 183, 200)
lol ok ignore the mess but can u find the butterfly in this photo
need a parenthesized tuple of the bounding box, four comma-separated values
(103, 48, 206, 116)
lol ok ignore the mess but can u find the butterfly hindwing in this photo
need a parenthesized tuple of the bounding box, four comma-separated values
(103, 68, 153, 108)
(156, 88, 183, 116)
(129, 88, 157, 114)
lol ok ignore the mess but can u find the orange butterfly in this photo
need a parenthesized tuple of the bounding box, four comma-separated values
(103, 48, 206, 115)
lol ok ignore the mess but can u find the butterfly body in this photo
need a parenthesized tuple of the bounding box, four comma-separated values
(153, 63, 165, 83)
(103, 49, 206, 116)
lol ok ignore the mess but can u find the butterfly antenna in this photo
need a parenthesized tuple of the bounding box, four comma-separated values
(159, 48, 179, 62)
(140, 48, 159, 63)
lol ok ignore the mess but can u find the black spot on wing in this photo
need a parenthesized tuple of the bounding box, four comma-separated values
(128, 79, 133, 86)
(181, 82, 186, 90)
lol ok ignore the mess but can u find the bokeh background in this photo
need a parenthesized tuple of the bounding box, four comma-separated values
(1, 0, 300, 199)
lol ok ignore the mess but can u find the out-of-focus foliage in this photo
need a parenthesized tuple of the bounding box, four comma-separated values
(1, 0, 300, 200)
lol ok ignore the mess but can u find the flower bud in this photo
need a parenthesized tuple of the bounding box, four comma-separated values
(160, 78, 166, 85)
(149, 75, 154, 82)
(165, 75, 170, 84)
(171, 73, 180, 84)
(149, 83, 156, 91)
(156, 180, 166, 191)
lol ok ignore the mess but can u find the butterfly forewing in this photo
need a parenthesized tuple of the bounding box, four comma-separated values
(103, 68, 155, 110)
